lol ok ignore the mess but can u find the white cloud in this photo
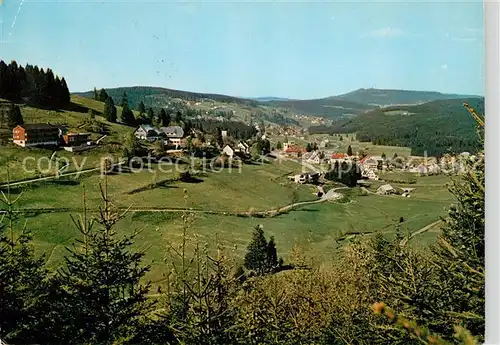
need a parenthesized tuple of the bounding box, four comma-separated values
(366, 27, 406, 38)
(441, 64, 448, 70)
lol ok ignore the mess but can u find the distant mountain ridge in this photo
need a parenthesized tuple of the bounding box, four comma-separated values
(75, 86, 482, 119)
(308, 97, 485, 156)
(331, 88, 482, 107)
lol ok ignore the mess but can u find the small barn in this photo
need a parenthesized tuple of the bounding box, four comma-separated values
(377, 184, 395, 195)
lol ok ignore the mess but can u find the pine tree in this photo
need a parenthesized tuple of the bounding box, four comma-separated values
(0, 182, 50, 343)
(266, 236, 278, 271)
(430, 119, 485, 341)
(120, 91, 129, 108)
(121, 104, 136, 126)
(347, 145, 353, 156)
(99, 88, 109, 102)
(276, 141, 283, 150)
(103, 97, 117, 123)
(147, 107, 154, 123)
(137, 101, 146, 114)
(52, 182, 152, 344)
(7, 103, 23, 128)
(61, 77, 71, 104)
(244, 225, 268, 275)
(93, 87, 99, 100)
(158, 108, 169, 127)
(175, 111, 183, 124)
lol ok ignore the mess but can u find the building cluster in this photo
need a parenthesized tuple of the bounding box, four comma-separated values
(12, 123, 92, 151)
(133, 125, 186, 148)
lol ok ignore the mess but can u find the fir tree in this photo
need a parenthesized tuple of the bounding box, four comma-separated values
(93, 87, 99, 100)
(103, 97, 117, 123)
(147, 107, 154, 123)
(121, 103, 136, 126)
(0, 182, 50, 343)
(52, 182, 153, 344)
(347, 145, 353, 156)
(120, 91, 129, 108)
(175, 111, 183, 123)
(137, 101, 146, 114)
(98, 88, 109, 102)
(244, 225, 268, 275)
(7, 103, 23, 128)
(266, 236, 278, 271)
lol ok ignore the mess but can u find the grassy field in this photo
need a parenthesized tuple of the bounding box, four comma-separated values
(3, 155, 453, 283)
(0, 96, 135, 183)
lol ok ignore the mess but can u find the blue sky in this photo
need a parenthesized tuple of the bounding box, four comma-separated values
(0, 0, 484, 99)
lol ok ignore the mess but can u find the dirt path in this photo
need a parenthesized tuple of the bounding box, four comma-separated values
(0, 161, 125, 189)
(400, 220, 443, 246)
(0, 187, 349, 219)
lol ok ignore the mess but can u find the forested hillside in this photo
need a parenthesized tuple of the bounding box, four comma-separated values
(333, 88, 481, 106)
(265, 97, 371, 118)
(0, 60, 70, 107)
(75, 86, 258, 110)
(308, 98, 485, 156)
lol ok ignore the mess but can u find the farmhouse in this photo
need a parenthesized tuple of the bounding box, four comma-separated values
(377, 184, 396, 195)
(222, 145, 235, 158)
(330, 153, 348, 164)
(303, 151, 321, 164)
(160, 126, 185, 147)
(235, 141, 250, 155)
(134, 125, 162, 142)
(288, 172, 321, 184)
(282, 145, 305, 158)
(62, 133, 91, 147)
(12, 123, 63, 147)
(360, 155, 384, 170)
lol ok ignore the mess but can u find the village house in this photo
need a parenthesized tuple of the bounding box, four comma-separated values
(134, 125, 162, 142)
(282, 145, 305, 158)
(12, 123, 63, 147)
(222, 145, 235, 158)
(160, 126, 185, 147)
(235, 141, 250, 155)
(360, 155, 384, 170)
(301, 151, 320, 164)
(62, 133, 91, 147)
(330, 153, 349, 164)
(362, 168, 379, 180)
(288, 172, 321, 184)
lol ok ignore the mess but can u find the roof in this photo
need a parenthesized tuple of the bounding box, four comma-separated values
(160, 126, 184, 138)
(378, 184, 395, 191)
(65, 132, 90, 136)
(136, 125, 158, 132)
(331, 153, 347, 159)
(284, 145, 305, 153)
(16, 123, 60, 130)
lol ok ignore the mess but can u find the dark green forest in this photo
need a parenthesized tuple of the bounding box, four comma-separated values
(0, 60, 70, 107)
(308, 98, 485, 156)
(76, 86, 258, 110)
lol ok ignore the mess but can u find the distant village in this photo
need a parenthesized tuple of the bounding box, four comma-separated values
(11, 121, 473, 192)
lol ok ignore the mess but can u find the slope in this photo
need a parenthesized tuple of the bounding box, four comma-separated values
(75, 86, 258, 110)
(333, 88, 482, 107)
(308, 98, 485, 156)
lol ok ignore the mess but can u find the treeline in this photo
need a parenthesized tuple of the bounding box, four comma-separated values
(0, 60, 70, 107)
(0, 139, 485, 344)
(308, 98, 484, 156)
(193, 119, 257, 140)
(79, 86, 258, 110)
